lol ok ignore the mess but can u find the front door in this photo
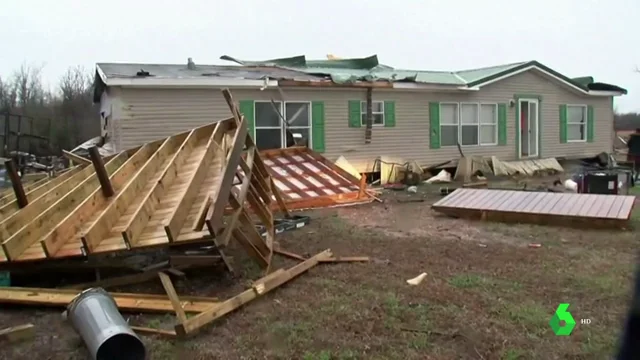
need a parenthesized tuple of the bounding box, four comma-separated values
(518, 99, 539, 158)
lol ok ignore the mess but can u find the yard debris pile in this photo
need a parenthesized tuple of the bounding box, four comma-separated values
(0, 89, 371, 353)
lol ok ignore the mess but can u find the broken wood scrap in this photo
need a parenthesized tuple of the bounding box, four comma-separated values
(62, 150, 91, 166)
(174, 249, 333, 336)
(319, 256, 370, 263)
(274, 248, 307, 261)
(0, 324, 35, 343)
(131, 326, 177, 338)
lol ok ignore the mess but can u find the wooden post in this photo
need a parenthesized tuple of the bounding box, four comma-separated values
(88, 146, 114, 197)
(5, 160, 28, 208)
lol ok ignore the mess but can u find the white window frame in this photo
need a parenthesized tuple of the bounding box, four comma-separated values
(439, 102, 460, 147)
(360, 101, 385, 126)
(253, 100, 312, 149)
(479, 103, 499, 146)
(566, 104, 588, 143)
(440, 102, 499, 147)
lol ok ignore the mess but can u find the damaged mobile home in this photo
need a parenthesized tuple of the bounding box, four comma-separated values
(94, 55, 626, 174)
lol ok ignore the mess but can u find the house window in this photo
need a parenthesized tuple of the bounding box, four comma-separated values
(441, 103, 498, 146)
(255, 101, 283, 150)
(440, 103, 459, 146)
(360, 101, 384, 126)
(480, 104, 498, 145)
(567, 105, 587, 142)
(254, 101, 312, 150)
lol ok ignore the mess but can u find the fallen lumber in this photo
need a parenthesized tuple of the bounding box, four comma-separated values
(319, 256, 370, 263)
(175, 249, 333, 336)
(0, 287, 218, 313)
(0, 324, 35, 343)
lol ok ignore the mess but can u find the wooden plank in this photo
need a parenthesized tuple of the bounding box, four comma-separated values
(0, 166, 85, 242)
(158, 272, 187, 323)
(62, 150, 91, 166)
(121, 131, 194, 247)
(207, 117, 248, 233)
(0, 287, 218, 313)
(82, 136, 182, 251)
(1, 154, 130, 261)
(165, 123, 223, 242)
(0, 324, 35, 343)
(42, 144, 158, 257)
(131, 326, 177, 338)
(218, 151, 255, 247)
(175, 249, 332, 336)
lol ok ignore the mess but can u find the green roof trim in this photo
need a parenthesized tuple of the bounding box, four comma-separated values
(219, 55, 627, 93)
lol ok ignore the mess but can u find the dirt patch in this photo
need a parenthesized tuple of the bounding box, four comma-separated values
(0, 186, 637, 360)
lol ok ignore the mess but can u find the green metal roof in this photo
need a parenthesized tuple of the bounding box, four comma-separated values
(219, 55, 626, 93)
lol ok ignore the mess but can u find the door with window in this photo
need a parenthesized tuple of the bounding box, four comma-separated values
(518, 99, 539, 158)
(254, 101, 311, 150)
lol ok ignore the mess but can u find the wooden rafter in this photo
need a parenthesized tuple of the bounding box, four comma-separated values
(0, 89, 280, 271)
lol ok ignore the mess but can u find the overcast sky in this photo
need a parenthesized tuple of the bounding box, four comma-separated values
(1, 0, 638, 112)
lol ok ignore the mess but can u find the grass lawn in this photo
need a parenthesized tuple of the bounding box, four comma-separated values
(0, 187, 637, 359)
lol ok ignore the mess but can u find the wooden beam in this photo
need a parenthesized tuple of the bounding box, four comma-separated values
(131, 326, 177, 338)
(41, 144, 158, 257)
(4, 160, 27, 208)
(0, 324, 34, 343)
(0, 166, 85, 243)
(82, 136, 183, 251)
(165, 122, 225, 242)
(0, 287, 218, 313)
(62, 150, 91, 166)
(158, 272, 187, 323)
(1, 154, 129, 261)
(175, 249, 332, 336)
(120, 130, 196, 247)
(218, 149, 255, 247)
(88, 146, 115, 197)
(206, 117, 248, 234)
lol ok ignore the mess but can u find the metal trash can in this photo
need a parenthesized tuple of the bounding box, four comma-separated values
(66, 288, 146, 360)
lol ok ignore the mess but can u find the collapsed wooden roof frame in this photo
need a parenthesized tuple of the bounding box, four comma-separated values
(0, 89, 289, 272)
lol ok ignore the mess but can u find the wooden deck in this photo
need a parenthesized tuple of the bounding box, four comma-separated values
(0, 92, 285, 268)
(432, 188, 636, 229)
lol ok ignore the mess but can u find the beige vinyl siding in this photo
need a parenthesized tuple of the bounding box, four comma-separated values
(111, 68, 614, 172)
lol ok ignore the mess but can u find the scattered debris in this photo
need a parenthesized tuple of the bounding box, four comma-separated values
(0, 324, 34, 344)
(528, 243, 542, 248)
(406, 272, 427, 285)
(478, 244, 488, 248)
(407, 185, 417, 193)
(425, 170, 452, 184)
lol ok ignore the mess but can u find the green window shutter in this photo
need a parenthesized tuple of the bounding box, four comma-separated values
(311, 101, 326, 153)
(384, 101, 396, 127)
(498, 103, 507, 146)
(587, 105, 595, 143)
(429, 102, 440, 149)
(559, 105, 568, 143)
(348, 100, 361, 128)
(239, 100, 255, 138)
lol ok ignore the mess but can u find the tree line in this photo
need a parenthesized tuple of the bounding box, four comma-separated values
(615, 112, 640, 131)
(0, 63, 99, 155)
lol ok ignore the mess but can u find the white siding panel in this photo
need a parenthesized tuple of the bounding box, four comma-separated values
(111, 68, 615, 172)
